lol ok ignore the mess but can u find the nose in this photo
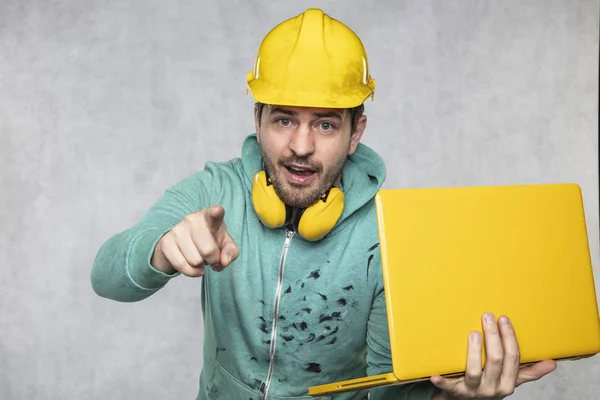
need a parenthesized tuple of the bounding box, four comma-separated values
(288, 125, 315, 157)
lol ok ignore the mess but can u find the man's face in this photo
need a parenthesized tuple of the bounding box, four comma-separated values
(254, 104, 366, 209)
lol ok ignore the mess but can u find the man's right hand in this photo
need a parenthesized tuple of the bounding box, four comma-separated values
(151, 205, 240, 277)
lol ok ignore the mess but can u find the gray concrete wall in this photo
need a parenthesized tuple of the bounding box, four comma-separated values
(1, 1, 598, 399)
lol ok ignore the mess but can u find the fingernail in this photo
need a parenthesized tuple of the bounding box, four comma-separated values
(470, 331, 481, 343)
(499, 316, 510, 326)
(484, 313, 495, 324)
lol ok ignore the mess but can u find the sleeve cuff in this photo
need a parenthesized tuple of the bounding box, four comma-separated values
(126, 228, 180, 290)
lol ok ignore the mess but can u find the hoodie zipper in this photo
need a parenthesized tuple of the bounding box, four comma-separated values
(262, 227, 295, 399)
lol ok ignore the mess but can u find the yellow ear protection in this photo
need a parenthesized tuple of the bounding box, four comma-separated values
(251, 170, 345, 241)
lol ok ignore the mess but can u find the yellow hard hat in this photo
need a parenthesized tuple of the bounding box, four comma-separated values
(246, 8, 376, 109)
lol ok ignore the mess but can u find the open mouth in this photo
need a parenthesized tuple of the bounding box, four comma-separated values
(285, 165, 316, 176)
(282, 163, 319, 185)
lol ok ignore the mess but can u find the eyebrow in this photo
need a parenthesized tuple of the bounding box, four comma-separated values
(269, 107, 344, 121)
(269, 107, 298, 117)
(313, 111, 343, 120)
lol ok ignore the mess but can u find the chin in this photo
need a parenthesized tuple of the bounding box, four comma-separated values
(282, 187, 323, 208)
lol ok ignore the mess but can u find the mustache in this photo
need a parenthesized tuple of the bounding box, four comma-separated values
(278, 156, 322, 171)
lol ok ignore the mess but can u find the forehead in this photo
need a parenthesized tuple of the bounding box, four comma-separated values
(265, 105, 346, 120)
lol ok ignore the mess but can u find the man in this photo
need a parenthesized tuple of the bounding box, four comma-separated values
(91, 8, 556, 400)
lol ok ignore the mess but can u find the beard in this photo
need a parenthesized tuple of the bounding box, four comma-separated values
(261, 148, 346, 209)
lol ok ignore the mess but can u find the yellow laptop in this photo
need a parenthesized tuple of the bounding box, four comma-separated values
(308, 182, 600, 396)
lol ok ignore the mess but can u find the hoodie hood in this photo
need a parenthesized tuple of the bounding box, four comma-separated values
(240, 133, 386, 225)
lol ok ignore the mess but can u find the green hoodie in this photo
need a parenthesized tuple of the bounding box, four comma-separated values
(91, 134, 437, 400)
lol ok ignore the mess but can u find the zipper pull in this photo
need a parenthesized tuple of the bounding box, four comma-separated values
(284, 227, 295, 245)
(285, 223, 295, 237)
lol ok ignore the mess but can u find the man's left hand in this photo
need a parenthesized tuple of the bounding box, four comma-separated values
(430, 313, 557, 400)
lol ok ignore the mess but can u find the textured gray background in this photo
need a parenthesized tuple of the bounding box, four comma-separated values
(1, 0, 598, 399)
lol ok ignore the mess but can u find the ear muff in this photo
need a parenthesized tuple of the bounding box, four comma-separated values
(251, 170, 345, 241)
(296, 188, 344, 241)
(251, 170, 287, 228)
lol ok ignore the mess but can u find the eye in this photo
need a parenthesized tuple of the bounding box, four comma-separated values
(320, 122, 333, 131)
(277, 118, 291, 127)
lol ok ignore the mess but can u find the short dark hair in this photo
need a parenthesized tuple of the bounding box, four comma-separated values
(255, 102, 365, 133)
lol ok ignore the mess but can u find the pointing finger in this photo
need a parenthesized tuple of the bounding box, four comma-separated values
(204, 205, 226, 234)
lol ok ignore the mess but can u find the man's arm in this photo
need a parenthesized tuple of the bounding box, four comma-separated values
(90, 168, 218, 302)
(366, 250, 438, 400)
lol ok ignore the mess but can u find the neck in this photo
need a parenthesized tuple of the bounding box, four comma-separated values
(334, 174, 343, 191)
(285, 206, 304, 231)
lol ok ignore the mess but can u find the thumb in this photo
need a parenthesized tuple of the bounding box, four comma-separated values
(516, 360, 557, 386)
(204, 205, 226, 233)
(430, 376, 461, 394)
(220, 234, 240, 267)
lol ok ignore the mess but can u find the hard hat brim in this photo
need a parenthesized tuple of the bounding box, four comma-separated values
(247, 77, 375, 109)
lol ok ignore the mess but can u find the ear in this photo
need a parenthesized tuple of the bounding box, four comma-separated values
(348, 114, 367, 155)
